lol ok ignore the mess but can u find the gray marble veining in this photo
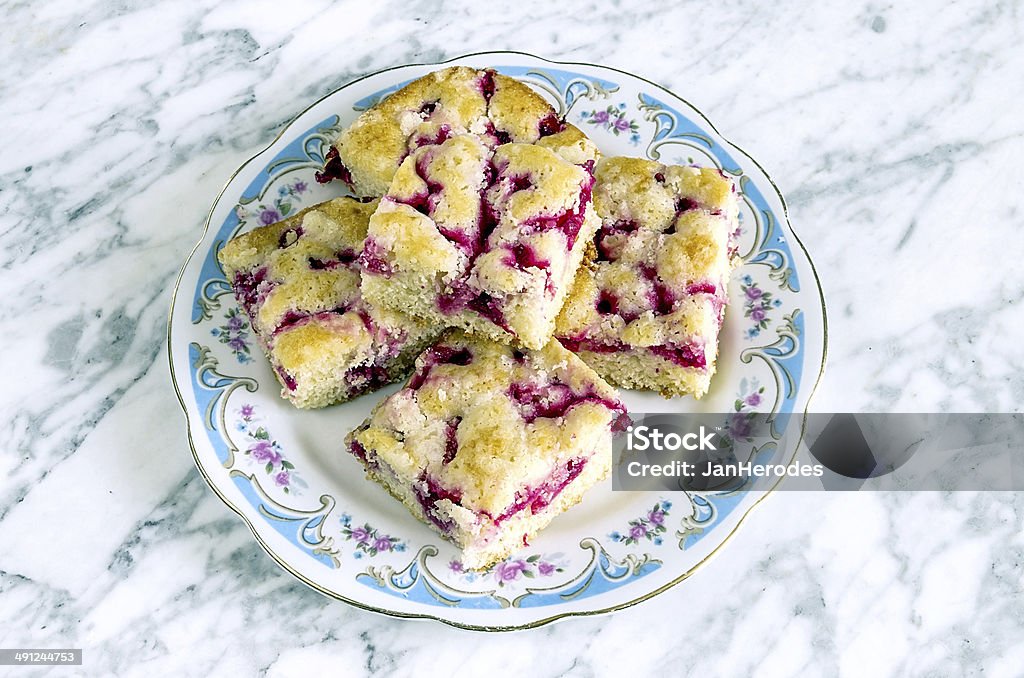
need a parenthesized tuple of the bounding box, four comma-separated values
(2, 0, 1023, 675)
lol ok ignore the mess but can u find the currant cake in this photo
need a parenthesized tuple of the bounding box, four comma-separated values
(359, 133, 600, 350)
(345, 331, 629, 570)
(217, 197, 440, 409)
(316, 65, 594, 197)
(555, 157, 739, 398)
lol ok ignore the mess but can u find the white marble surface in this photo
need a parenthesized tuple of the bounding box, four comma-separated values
(2, 1, 1023, 675)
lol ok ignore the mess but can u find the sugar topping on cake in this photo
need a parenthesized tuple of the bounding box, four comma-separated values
(359, 133, 601, 350)
(318, 66, 592, 198)
(345, 331, 627, 568)
(218, 197, 440, 408)
(555, 157, 739, 398)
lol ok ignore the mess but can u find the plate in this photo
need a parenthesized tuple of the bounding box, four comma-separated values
(168, 52, 827, 630)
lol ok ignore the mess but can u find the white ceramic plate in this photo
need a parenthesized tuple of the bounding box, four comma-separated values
(168, 52, 827, 630)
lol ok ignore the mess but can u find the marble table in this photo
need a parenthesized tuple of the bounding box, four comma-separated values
(2, 1, 1022, 675)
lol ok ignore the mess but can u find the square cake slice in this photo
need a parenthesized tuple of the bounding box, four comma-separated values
(217, 197, 440, 409)
(555, 157, 740, 398)
(359, 134, 600, 350)
(345, 331, 628, 569)
(316, 65, 593, 198)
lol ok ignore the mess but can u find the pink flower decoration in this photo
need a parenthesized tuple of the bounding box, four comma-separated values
(260, 209, 281, 225)
(249, 441, 281, 465)
(495, 560, 527, 582)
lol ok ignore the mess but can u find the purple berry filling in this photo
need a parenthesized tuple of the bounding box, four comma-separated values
(349, 439, 369, 463)
(479, 70, 496, 102)
(436, 345, 474, 366)
(484, 121, 512, 145)
(343, 364, 392, 397)
(307, 257, 334, 270)
(231, 267, 276, 322)
(558, 336, 616, 354)
(379, 130, 594, 338)
(414, 473, 463, 533)
(407, 344, 474, 390)
(395, 191, 433, 217)
(639, 264, 675, 315)
(514, 161, 595, 249)
(277, 309, 309, 330)
(270, 306, 350, 336)
(654, 172, 666, 183)
(429, 158, 593, 325)
(478, 187, 500, 245)
(442, 417, 461, 465)
(412, 124, 452, 149)
(394, 154, 447, 216)
(559, 336, 706, 371)
(503, 243, 550, 271)
(307, 248, 357, 270)
(463, 290, 508, 330)
(596, 290, 619, 315)
(509, 173, 533, 193)
(519, 200, 591, 249)
(315, 147, 353, 186)
(686, 282, 717, 296)
(492, 457, 586, 524)
(348, 438, 380, 472)
(594, 220, 638, 262)
(274, 363, 298, 391)
(359, 238, 394, 278)
(438, 225, 479, 255)
(537, 113, 565, 138)
(676, 197, 701, 213)
(507, 380, 626, 426)
(503, 243, 554, 300)
(278, 226, 302, 248)
(418, 100, 438, 116)
(649, 343, 706, 369)
(434, 277, 510, 329)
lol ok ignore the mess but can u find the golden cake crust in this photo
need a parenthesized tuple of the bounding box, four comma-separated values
(360, 134, 601, 350)
(345, 331, 626, 568)
(324, 66, 592, 197)
(555, 157, 739, 398)
(217, 197, 440, 408)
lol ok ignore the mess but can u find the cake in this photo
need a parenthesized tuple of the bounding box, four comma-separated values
(554, 157, 739, 398)
(345, 331, 629, 569)
(217, 197, 440, 409)
(359, 133, 601, 350)
(316, 65, 594, 197)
